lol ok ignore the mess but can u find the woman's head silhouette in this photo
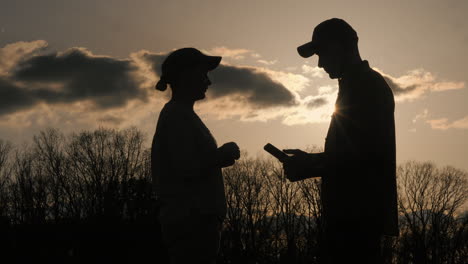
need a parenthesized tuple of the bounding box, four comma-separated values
(156, 48, 221, 101)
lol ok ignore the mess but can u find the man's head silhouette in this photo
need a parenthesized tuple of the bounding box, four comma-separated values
(297, 18, 360, 79)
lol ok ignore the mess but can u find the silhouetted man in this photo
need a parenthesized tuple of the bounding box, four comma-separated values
(283, 18, 398, 264)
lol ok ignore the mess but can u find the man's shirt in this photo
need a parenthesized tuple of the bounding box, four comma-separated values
(322, 60, 399, 236)
(151, 100, 227, 222)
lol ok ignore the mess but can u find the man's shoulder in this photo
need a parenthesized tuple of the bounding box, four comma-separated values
(354, 66, 393, 97)
(357, 66, 388, 87)
(368, 68, 390, 87)
(346, 64, 394, 109)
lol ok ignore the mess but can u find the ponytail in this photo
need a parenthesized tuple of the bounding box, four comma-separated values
(155, 76, 168, 91)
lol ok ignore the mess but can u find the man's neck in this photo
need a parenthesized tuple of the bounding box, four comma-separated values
(343, 56, 363, 71)
(339, 56, 364, 80)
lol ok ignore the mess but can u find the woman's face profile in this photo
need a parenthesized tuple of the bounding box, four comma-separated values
(177, 66, 212, 101)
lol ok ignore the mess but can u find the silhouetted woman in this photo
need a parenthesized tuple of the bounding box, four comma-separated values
(151, 48, 240, 264)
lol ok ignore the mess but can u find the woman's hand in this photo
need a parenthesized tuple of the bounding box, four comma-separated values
(217, 142, 240, 167)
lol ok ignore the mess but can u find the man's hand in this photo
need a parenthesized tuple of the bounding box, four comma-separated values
(284, 149, 309, 158)
(217, 142, 240, 167)
(282, 149, 325, 182)
(282, 149, 309, 182)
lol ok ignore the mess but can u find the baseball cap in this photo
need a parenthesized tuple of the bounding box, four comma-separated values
(297, 18, 358, 58)
(156, 48, 222, 91)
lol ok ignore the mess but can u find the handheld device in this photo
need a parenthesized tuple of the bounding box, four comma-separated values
(263, 143, 289, 162)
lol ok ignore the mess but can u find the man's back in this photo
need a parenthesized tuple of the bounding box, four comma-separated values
(322, 60, 398, 236)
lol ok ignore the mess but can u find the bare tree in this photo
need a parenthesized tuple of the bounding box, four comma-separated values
(3, 128, 468, 263)
(298, 178, 323, 263)
(32, 128, 71, 222)
(0, 139, 12, 222)
(222, 154, 275, 263)
(397, 161, 468, 264)
(264, 157, 304, 263)
(65, 127, 147, 220)
(8, 146, 49, 224)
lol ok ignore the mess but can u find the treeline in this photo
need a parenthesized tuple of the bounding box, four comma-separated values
(0, 128, 467, 263)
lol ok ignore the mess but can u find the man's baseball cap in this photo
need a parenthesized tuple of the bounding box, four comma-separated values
(156, 47, 221, 91)
(297, 18, 358, 58)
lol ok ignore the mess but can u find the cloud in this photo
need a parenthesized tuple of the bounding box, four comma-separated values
(136, 51, 297, 108)
(205, 46, 252, 60)
(0, 41, 306, 128)
(411, 109, 468, 131)
(208, 65, 296, 107)
(257, 59, 277, 65)
(97, 114, 125, 125)
(426, 116, 468, 130)
(431, 81, 465, 91)
(0, 96, 164, 147)
(250, 53, 261, 58)
(193, 84, 336, 126)
(306, 97, 327, 109)
(412, 109, 429, 123)
(0, 43, 149, 116)
(257, 67, 311, 95)
(318, 85, 336, 95)
(302, 65, 325, 78)
(2, 40, 464, 131)
(133, 50, 166, 77)
(0, 77, 38, 115)
(188, 66, 332, 125)
(0, 42, 314, 130)
(376, 68, 465, 102)
(0, 40, 48, 76)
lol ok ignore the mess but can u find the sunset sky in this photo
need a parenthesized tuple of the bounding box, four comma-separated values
(1, 0, 467, 170)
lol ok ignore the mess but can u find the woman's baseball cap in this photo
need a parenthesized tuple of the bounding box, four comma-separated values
(156, 48, 222, 91)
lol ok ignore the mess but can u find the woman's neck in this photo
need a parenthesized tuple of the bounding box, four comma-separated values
(171, 94, 195, 110)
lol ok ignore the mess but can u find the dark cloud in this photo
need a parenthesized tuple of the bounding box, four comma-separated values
(1, 46, 297, 117)
(10, 48, 145, 110)
(97, 115, 124, 125)
(306, 97, 327, 109)
(0, 77, 37, 115)
(138, 52, 166, 77)
(209, 65, 296, 107)
(141, 52, 297, 107)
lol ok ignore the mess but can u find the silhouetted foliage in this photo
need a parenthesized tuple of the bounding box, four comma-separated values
(0, 129, 466, 263)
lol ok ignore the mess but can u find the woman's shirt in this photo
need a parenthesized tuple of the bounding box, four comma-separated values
(151, 100, 227, 222)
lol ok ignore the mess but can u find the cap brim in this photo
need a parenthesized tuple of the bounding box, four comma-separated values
(204, 56, 222, 71)
(297, 41, 318, 58)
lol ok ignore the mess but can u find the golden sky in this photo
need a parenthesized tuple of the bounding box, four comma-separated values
(0, 0, 467, 170)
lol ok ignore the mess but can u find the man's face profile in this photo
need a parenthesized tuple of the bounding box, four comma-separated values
(317, 42, 344, 79)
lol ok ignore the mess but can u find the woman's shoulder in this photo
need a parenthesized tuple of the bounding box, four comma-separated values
(159, 101, 194, 123)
